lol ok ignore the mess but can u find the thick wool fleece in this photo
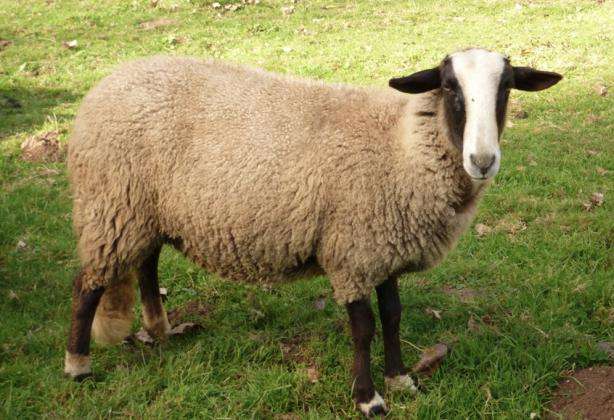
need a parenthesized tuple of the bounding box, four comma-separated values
(68, 56, 484, 304)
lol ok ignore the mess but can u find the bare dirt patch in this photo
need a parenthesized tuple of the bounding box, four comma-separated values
(547, 366, 614, 420)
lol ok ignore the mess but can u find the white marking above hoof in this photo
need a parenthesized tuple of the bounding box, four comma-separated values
(385, 374, 418, 395)
(64, 351, 91, 378)
(358, 391, 388, 417)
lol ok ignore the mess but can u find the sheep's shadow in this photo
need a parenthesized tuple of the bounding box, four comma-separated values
(0, 84, 78, 139)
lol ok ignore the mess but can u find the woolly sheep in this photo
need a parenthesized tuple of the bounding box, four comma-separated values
(64, 48, 561, 416)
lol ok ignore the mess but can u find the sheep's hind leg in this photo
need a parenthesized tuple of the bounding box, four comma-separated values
(376, 277, 418, 394)
(137, 246, 171, 340)
(65, 270, 104, 380)
(346, 299, 388, 417)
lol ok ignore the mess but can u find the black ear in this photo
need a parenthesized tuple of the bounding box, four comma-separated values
(512, 67, 562, 91)
(389, 67, 441, 94)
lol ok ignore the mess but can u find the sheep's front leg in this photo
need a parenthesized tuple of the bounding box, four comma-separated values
(65, 270, 104, 380)
(346, 299, 388, 417)
(376, 277, 417, 394)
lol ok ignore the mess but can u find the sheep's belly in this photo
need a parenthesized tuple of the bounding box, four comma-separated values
(170, 236, 324, 285)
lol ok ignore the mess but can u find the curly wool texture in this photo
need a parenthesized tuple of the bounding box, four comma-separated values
(69, 56, 485, 304)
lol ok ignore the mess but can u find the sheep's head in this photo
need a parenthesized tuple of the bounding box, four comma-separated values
(389, 48, 562, 181)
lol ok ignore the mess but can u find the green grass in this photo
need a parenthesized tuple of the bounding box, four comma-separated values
(1, 0, 612, 417)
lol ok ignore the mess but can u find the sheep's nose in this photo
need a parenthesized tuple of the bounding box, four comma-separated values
(469, 153, 496, 175)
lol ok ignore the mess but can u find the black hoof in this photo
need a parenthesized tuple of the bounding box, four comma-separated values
(368, 404, 388, 417)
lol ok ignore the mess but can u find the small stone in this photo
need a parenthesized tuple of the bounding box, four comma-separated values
(62, 39, 78, 49)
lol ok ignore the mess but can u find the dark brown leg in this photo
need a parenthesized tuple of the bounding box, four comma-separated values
(347, 298, 387, 417)
(376, 277, 417, 393)
(136, 246, 170, 338)
(65, 270, 104, 380)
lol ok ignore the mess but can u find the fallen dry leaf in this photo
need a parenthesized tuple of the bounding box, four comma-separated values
(586, 149, 599, 156)
(496, 218, 527, 235)
(596, 167, 608, 176)
(139, 18, 176, 30)
(166, 34, 185, 45)
(306, 365, 319, 383)
(8, 290, 18, 300)
(425, 307, 442, 320)
(62, 39, 78, 49)
(591, 192, 604, 206)
(133, 328, 155, 344)
(512, 109, 528, 119)
(583, 192, 605, 212)
(475, 223, 492, 237)
(593, 82, 608, 97)
(21, 131, 64, 163)
(281, 5, 294, 15)
(224, 3, 242, 11)
(169, 322, 201, 335)
(412, 343, 449, 376)
(0, 39, 12, 50)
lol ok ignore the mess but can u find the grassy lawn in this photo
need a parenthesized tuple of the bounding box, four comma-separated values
(1, 0, 612, 417)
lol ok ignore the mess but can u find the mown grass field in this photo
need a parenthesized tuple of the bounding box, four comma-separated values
(1, 0, 612, 418)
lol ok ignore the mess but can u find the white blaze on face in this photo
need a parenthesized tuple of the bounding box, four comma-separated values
(451, 49, 506, 180)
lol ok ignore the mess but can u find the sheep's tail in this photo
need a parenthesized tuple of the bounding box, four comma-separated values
(91, 274, 136, 345)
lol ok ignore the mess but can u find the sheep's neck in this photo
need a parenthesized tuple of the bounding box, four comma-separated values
(394, 96, 485, 218)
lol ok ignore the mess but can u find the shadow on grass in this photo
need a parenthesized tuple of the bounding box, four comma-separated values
(0, 84, 79, 140)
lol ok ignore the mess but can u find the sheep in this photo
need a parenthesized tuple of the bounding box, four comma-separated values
(64, 48, 561, 416)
